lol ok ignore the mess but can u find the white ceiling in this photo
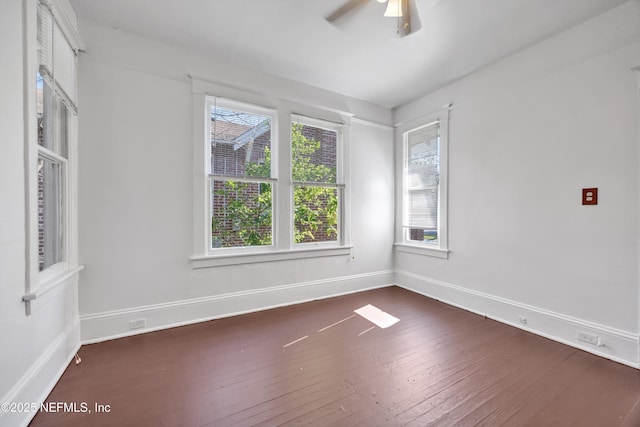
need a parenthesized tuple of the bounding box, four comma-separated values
(69, 0, 628, 108)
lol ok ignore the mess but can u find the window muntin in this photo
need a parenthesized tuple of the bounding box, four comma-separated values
(403, 121, 441, 245)
(291, 119, 342, 245)
(208, 99, 276, 249)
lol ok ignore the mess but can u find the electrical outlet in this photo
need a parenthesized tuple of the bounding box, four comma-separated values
(582, 188, 598, 205)
(129, 318, 147, 330)
(577, 331, 598, 345)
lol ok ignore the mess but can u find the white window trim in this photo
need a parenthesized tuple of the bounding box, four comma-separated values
(291, 114, 347, 248)
(206, 97, 278, 252)
(192, 246, 353, 268)
(394, 243, 450, 259)
(37, 145, 68, 271)
(22, 0, 84, 314)
(395, 108, 450, 259)
(190, 78, 352, 268)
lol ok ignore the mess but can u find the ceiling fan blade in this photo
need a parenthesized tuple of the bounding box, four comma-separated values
(397, 0, 421, 37)
(326, 0, 369, 23)
(407, 0, 422, 34)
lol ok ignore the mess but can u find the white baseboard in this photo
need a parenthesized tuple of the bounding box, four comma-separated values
(79, 268, 638, 368)
(394, 270, 640, 368)
(80, 270, 394, 344)
(0, 320, 80, 427)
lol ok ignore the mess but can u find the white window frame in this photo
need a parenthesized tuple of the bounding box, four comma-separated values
(190, 78, 352, 268)
(37, 147, 68, 275)
(291, 115, 346, 249)
(206, 97, 278, 255)
(395, 109, 449, 259)
(23, 0, 85, 314)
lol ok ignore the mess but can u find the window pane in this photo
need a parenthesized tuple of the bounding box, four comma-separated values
(57, 98, 68, 159)
(408, 188, 438, 230)
(210, 106, 271, 178)
(407, 228, 439, 242)
(408, 124, 439, 190)
(406, 189, 438, 243)
(292, 123, 337, 184)
(38, 157, 63, 271)
(37, 73, 68, 158)
(37, 72, 52, 151)
(294, 186, 338, 244)
(211, 179, 272, 248)
(406, 123, 439, 242)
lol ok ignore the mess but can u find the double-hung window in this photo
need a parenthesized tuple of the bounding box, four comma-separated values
(35, 1, 78, 274)
(192, 80, 351, 267)
(398, 111, 449, 258)
(24, 0, 83, 312)
(37, 72, 68, 271)
(208, 98, 277, 250)
(291, 116, 344, 246)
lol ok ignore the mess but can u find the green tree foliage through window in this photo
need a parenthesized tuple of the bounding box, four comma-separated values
(211, 180, 273, 247)
(211, 123, 338, 247)
(292, 121, 338, 243)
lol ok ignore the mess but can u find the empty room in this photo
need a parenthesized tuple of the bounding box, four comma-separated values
(2, 0, 640, 425)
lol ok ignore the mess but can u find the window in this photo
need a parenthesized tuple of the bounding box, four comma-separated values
(24, 0, 83, 311)
(37, 73, 70, 271)
(208, 99, 276, 249)
(292, 117, 343, 245)
(35, 1, 77, 273)
(191, 80, 351, 267)
(399, 112, 449, 257)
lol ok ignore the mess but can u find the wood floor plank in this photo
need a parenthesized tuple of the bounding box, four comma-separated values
(419, 340, 572, 425)
(29, 286, 640, 427)
(454, 338, 575, 426)
(348, 320, 525, 425)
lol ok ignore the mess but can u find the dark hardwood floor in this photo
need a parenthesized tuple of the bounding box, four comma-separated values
(30, 286, 640, 426)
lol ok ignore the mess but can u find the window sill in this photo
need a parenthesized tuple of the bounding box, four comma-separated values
(23, 265, 84, 315)
(23, 265, 85, 302)
(394, 243, 449, 259)
(191, 246, 353, 268)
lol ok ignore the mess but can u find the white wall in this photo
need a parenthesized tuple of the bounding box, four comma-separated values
(394, 1, 640, 366)
(1, 3, 638, 425)
(1, 5, 639, 424)
(76, 20, 395, 341)
(0, 1, 81, 426)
